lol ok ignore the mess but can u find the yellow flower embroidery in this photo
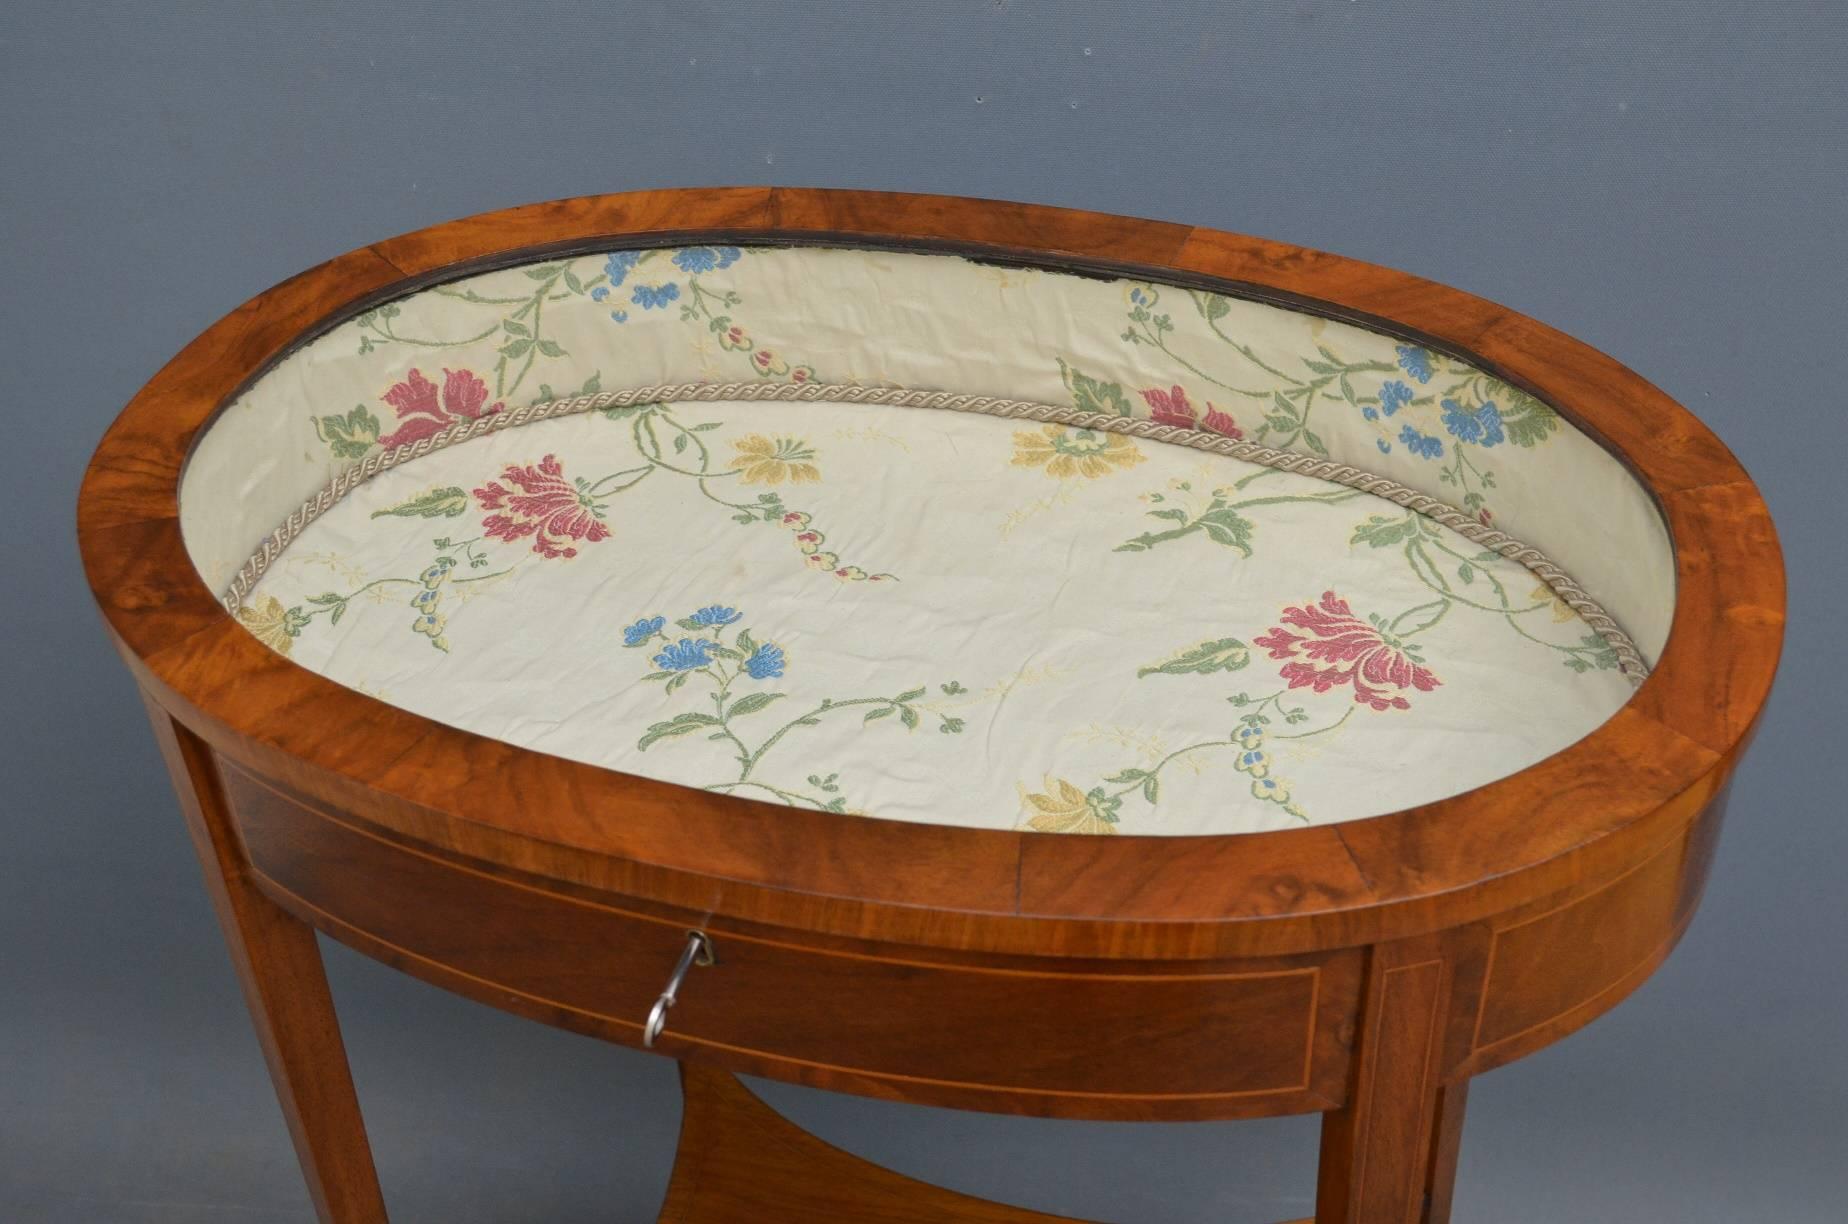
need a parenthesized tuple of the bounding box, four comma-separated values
(1022, 776, 1120, 835)
(1011, 426, 1144, 479)
(1531, 582, 1577, 623)
(729, 434, 820, 485)
(236, 595, 299, 656)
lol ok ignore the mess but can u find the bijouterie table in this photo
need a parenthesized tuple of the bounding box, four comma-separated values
(79, 189, 1783, 1223)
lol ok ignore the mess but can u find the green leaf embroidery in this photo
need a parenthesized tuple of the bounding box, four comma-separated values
(371, 487, 469, 520)
(1350, 513, 1420, 548)
(1196, 506, 1254, 553)
(1138, 637, 1251, 679)
(314, 405, 380, 459)
(600, 401, 658, 421)
(1570, 632, 1619, 672)
(726, 692, 785, 719)
(638, 712, 721, 750)
(1499, 389, 1560, 448)
(1058, 358, 1131, 416)
(1085, 787, 1123, 824)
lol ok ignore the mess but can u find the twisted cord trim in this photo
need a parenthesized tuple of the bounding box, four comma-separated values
(222, 380, 1649, 683)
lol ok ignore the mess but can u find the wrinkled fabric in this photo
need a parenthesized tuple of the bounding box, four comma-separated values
(240, 397, 1637, 835)
(183, 246, 1675, 665)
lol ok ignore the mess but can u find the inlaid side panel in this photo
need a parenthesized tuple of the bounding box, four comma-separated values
(1463, 797, 1726, 1074)
(221, 763, 1361, 1121)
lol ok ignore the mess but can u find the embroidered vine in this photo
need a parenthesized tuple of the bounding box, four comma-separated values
(317, 247, 816, 462)
(624, 605, 964, 813)
(1349, 510, 1618, 673)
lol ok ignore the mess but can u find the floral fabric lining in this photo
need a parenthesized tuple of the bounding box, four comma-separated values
(183, 245, 1674, 668)
(184, 243, 1671, 835)
(240, 395, 1635, 836)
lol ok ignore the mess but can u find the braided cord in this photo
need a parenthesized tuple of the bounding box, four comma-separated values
(221, 380, 1649, 683)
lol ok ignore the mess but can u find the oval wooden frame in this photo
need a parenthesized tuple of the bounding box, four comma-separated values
(81, 187, 1783, 961)
(81, 189, 1787, 1221)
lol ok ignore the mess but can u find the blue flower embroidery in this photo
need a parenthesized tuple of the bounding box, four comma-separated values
(1378, 380, 1413, 416)
(653, 638, 716, 672)
(1250, 776, 1291, 803)
(1399, 425, 1444, 459)
(623, 615, 665, 647)
(1395, 345, 1434, 384)
(672, 246, 742, 274)
(631, 282, 681, 310)
(1440, 398, 1505, 447)
(743, 642, 786, 680)
(688, 605, 742, 626)
(603, 251, 642, 287)
(1376, 438, 1393, 454)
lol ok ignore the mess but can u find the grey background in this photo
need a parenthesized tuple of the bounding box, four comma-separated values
(3, 2, 1844, 1221)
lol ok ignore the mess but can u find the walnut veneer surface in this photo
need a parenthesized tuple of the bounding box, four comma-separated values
(80, 189, 1783, 1224)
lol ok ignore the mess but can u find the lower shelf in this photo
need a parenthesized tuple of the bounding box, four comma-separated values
(658, 1061, 1311, 1224)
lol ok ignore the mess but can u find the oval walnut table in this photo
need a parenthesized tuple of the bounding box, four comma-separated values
(78, 189, 1783, 1224)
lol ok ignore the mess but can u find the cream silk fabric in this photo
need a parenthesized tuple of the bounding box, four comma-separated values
(237, 397, 1634, 835)
(184, 245, 1668, 834)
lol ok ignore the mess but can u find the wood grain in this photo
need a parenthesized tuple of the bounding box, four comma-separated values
(227, 763, 1357, 1121)
(81, 189, 1786, 1220)
(658, 1059, 1322, 1223)
(1315, 937, 1459, 1224)
(82, 188, 1783, 961)
(140, 691, 387, 1223)
(658, 1062, 1104, 1224)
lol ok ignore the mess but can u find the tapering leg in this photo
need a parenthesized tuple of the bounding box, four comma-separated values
(1315, 939, 1466, 1224)
(143, 693, 389, 1223)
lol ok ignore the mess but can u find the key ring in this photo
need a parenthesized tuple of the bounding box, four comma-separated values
(643, 930, 716, 1048)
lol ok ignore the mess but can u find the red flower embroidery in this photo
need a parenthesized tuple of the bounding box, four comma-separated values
(1139, 385, 1242, 438)
(1201, 405, 1242, 438)
(472, 454, 609, 559)
(378, 368, 504, 449)
(1253, 591, 1440, 711)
